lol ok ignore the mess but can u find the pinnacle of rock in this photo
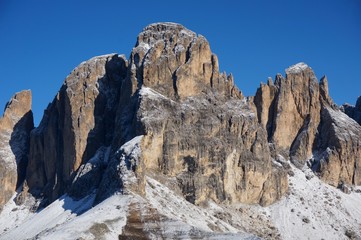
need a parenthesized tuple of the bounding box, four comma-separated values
(0, 90, 33, 210)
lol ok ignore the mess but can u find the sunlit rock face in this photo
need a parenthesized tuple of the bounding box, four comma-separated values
(254, 63, 361, 187)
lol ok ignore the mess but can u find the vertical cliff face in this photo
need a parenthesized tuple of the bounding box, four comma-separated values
(254, 63, 361, 187)
(138, 87, 287, 206)
(315, 107, 361, 186)
(255, 63, 321, 167)
(26, 54, 128, 201)
(0, 90, 33, 210)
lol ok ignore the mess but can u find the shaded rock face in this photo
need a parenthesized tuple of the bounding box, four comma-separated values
(341, 96, 361, 125)
(254, 63, 361, 187)
(313, 107, 361, 186)
(0, 90, 33, 210)
(26, 54, 128, 202)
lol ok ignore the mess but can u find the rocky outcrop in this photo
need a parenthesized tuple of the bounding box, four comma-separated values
(26, 54, 128, 202)
(341, 96, 361, 125)
(312, 107, 361, 186)
(129, 22, 242, 100)
(0, 90, 33, 210)
(254, 63, 361, 187)
(255, 63, 321, 167)
(138, 87, 287, 206)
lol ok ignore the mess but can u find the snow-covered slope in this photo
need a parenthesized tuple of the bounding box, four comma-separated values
(1, 162, 360, 239)
(267, 166, 361, 240)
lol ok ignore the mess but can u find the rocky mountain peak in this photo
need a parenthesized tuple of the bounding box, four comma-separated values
(1, 23, 361, 239)
(1, 90, 32, 129)
(138, 22, 196, 46)
(129, 22, 241, 100)
(0, 90, 33, 210)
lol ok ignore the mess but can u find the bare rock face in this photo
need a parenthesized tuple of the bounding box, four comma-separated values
(255, 62, 361, 188)
(312, 107, 361, 186)
(255, 63, 321, 167)
(0, 90, 33, 210)
(91, 23, 287, 206)
(138, 87, 287, 206)
(129, 22, 242, 100)
(26, 54, 127, 202)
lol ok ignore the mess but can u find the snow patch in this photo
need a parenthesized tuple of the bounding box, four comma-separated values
(285, 62, 310, 74)
(115, 135, 143, 188)
(78, 53, 118, 66)
(139, 87, 172, 102)
(137, 42, 150, 52)
(0, 194, 96, 240)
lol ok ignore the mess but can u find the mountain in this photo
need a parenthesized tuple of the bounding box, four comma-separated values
(0, 22, 360, 240)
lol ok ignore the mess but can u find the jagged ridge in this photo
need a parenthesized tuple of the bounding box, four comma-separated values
(0, 22, 361, 239)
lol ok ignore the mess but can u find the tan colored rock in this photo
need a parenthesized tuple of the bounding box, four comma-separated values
(0, 90, 33, 210)
(129, 22, 242, 100)
(26, 54, 127, 201)
(137, 86, 287, 206)
(255, 62, 361, 189)
(274, 64, 321, 164)
(95, 23, 286, 206)
(254, 63, 321, 167)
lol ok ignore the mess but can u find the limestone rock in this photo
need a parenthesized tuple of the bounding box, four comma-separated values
(0, 90, 33, 210)
(129, 22, 242, 100)
(254, 63, 321, 167)
(138, 87, 287, 206)
(26, 54, 128, 202)
(255, 62, 361, 189)
(254, 78, 278, 139)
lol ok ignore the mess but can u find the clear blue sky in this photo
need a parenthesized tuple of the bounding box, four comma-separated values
(1, 0, 360, 125)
